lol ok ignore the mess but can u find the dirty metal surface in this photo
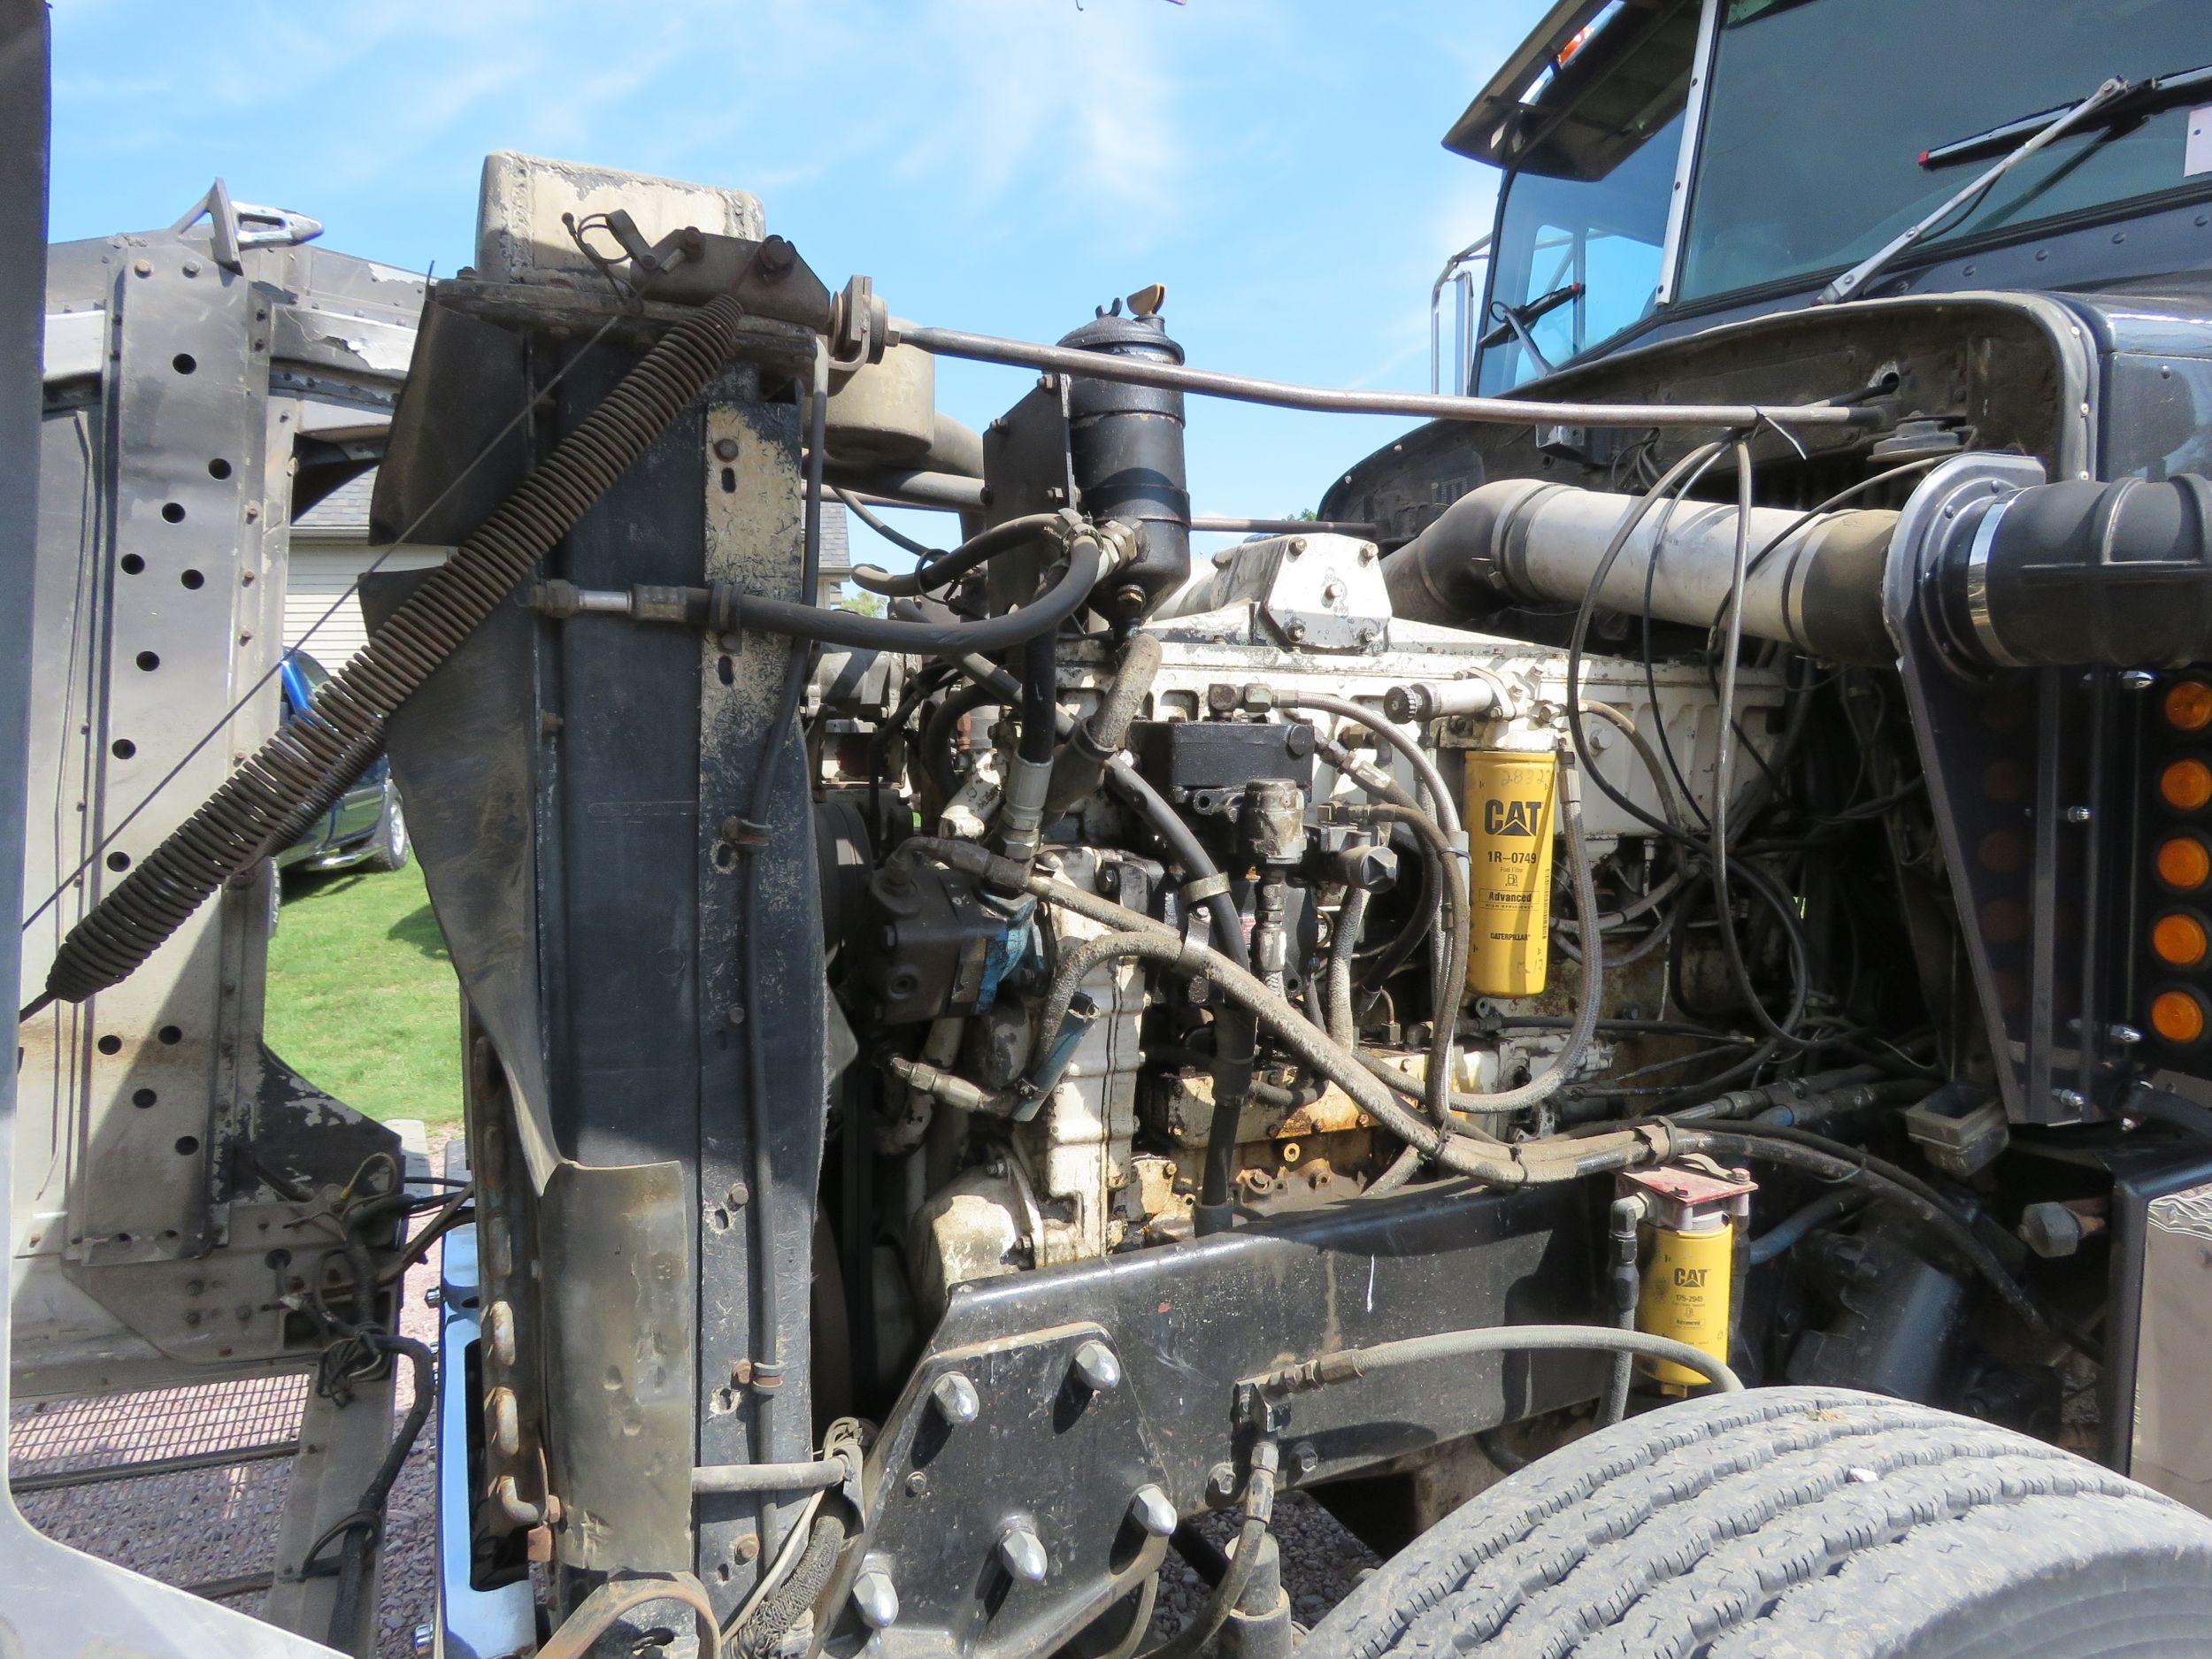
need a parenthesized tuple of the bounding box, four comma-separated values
(824, 1180, 1594, 1659)
(694, 377, 831, 1612)
(843, 1323, 1173, 1659)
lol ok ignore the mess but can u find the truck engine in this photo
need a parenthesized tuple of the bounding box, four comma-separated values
(16, 5, 2212, 1657)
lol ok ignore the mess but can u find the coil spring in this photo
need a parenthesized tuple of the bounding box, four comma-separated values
(41, 293, 749, 1007)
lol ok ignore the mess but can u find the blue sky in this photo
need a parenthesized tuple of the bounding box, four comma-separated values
(48, 0, 1547, 566)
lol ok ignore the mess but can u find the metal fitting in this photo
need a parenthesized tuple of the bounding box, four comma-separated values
(1383, 678, 1502, 723)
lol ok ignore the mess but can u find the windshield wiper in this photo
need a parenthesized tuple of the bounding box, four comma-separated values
(1478, 280, 1585, 376)
(1923, 63, 2212, 171)
(1819, 74, 2133, 305)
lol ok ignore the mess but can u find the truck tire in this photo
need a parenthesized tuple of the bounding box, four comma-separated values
(1302, 1386, 2212, 1659)
(365, 792, 411, 872)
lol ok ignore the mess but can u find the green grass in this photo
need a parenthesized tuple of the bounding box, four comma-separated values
(265, 860, 464, 1124)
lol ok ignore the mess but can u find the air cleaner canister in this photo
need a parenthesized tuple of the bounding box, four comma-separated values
(1463, 749, 1557, 997)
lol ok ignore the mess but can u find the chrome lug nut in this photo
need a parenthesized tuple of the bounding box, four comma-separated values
(929, 1371, 979, 1425)
(852, 1568, 900, 1630)
(1128, 1484, 1176, 1539)
(998, 1523, 1048, 1584)
(1071, 1339, 1122, 1393)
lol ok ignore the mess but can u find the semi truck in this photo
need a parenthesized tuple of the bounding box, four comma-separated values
(10, 1, 2212, 1654)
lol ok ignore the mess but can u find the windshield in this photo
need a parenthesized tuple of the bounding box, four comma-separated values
(1475, 4, 1694, 393)
(1681, 0, 2212, 302)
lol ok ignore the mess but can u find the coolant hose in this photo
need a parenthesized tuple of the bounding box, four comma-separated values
(33, 292, 753, 1010)
(1047, 634, 1163, 811)
(849, 512, 1066, 597)
(734, 527, 1111, 656)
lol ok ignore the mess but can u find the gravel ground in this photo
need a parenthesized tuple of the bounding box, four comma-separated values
(11, 1121, 1377, 1656)
(1148, 1492, 1380, 1645)
(8, 1135, 447, 1659)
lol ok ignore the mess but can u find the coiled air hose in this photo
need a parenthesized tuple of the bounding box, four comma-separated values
(31, 293, 750, 1014)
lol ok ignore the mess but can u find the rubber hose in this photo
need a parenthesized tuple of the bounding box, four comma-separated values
(1364, 802, 1469, 1132)
(1047, 635, 1164, 812)
(734, 1514, 846, 1659)
(1747, 1188, 1863, 1266)
(1672, 1127, 2067, 1350)
(37, 292, 750, 1009)
(1102, 761, 1255, 1233)
(1141, 1450, 1276, 1659)
(735, 532, 1106, 656)
(1026, 921, 1660, 1187)
(1286, 693, 1462, 841)
(1325, 887, 1371, 1046)
(1018, 631, 1057, 765)
(849, 512, 1065, 597)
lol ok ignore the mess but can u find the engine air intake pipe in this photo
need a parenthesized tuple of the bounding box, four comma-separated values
(1381, 479, 1899, 664)
(31, 294, 752, 1013)
(1380, 469, 2212, 672)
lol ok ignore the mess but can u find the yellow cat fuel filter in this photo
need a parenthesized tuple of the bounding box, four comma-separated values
(1463, 749, 1557, 997)
(1621, 1164, 1757, 1394)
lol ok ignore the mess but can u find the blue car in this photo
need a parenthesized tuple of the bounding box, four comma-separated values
(274, 649, 410, 874)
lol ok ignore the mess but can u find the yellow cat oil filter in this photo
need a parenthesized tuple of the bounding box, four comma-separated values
(1463, 748, 1557, 997)
(1621, 1164, 1757, 1394)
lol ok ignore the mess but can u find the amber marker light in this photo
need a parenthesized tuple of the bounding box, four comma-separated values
(2151, 988, 2208, 1046)
(2165, 680, 2212, 733)
(2154, 911, 2209, 969)
(2160, 757, 2212, 811)
(2158, 835, 2212, 892)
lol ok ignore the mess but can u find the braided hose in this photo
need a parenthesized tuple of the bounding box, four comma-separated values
(37, 293, 749, 1009)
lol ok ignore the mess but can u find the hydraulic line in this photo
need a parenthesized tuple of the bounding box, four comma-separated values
(848, 511, 1066, 598)
(1023, 913, 1662, 1187)
(1360, 802, 1470, 1133)
(834, 485, 939, 561)
(31, 291, 754, 1013)
(1281, 692, 1462, 844)
(1254, 1322, 1743, 1397)
(894, 323, 1875, 433)
(1140, 1442, 1278, 1659)
(1325, 887, 1371, 1047)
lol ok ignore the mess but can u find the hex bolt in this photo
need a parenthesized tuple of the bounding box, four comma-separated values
(1285, 619, 1308, 642)
(733, 1532, 761, 1563)
(1290, 1440, 1320, 1480)
(2108, 1024, 2145, 1046)
(2120, 669, 2158, 691)
(411, 1624, 434, 1657)
(998, 1523, 1048, 1585)
(1127, 1484, 1176, 1539)
(930, 1370, 980, 1425)
(2065, 805, 2093, 824)
(1071, 1339, 1122, 1393)
(1204, 1461, 1240, 1507)
(852, 1568, 900, 1630)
